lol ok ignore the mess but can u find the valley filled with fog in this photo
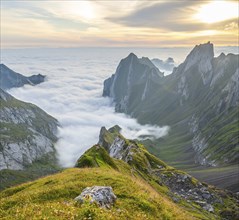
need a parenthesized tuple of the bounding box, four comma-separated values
(1, 46, 237, 167)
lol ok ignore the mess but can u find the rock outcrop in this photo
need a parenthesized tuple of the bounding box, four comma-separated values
(0, 64, 45, 90)
(75, 186, 117, 208)
(0, 88, 58, 170)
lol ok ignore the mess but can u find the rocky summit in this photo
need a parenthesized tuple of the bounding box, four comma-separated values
(103, 53, 164, 112)
(103, 42, 239, 191)
(0, 64, 45, 90)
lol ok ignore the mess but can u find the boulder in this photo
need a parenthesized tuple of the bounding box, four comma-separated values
(75, 186, 117, 208)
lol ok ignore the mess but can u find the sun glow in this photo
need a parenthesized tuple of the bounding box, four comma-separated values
(66, 1, 95, 20)
(195, 0, 238, 23)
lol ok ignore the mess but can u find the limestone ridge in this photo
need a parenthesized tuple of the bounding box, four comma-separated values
(75, 126, 239, 218)
(0, 64, 45, 90)
(102, 42, 239, 167)
(0, 88, 59, 170)
(103, 53, 164, 113)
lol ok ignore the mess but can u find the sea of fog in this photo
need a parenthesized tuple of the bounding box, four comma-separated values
(1, 46, 238, 167)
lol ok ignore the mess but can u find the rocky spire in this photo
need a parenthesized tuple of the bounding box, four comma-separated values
(184, 42, 214, 72)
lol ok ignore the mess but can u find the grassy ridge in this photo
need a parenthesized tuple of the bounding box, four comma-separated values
(1, 130, 238, 219)
(0, 167, 197, 220)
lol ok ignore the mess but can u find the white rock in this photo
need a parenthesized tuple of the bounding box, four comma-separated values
(75, 186, 117, 208)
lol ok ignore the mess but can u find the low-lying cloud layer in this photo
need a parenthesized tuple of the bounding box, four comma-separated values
(6, 49, 169, 167)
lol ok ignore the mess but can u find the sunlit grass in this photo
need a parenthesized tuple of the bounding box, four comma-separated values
(0, 167, 197, 220)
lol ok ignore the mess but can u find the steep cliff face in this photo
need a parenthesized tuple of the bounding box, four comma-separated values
(0, 89, 58, 170)
(103, 53, 163, 114)
(103, 42, 239, 167)
(0, 64, 45, 90)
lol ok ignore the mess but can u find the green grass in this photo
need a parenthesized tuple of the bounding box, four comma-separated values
(0, 154, 60, 191)
(0, 122, 31, 141)
(76, 145, 118, 170)
(186, 164, 239, 192)
(1, 133, 238, 219)
(0, 167, 201, 220)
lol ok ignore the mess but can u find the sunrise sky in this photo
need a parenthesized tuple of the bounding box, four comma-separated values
(1, 0, 238, 48)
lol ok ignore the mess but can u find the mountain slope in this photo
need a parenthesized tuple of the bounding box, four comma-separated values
(1, 126, 238, 220)
(0, 168, 196, 220)
(0, 89, 60, 189)
(77, 126, 238, 218)
(0, 64, 45, 90)
(102, 43, 239, 186)
(103, 53, 164, 113)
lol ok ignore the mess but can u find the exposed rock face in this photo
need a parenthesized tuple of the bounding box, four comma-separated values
(75, 186, 117, 208)
(97, 126, 167, 173)
(103, 42, 239, 167)
(103, 53, 163, 113)
(0, 89, 58, 170)
(179, 42, 214, 81)
(98, 125, 121, 152)
(155, 171, 221, 212)
(0, 64, 45, 90)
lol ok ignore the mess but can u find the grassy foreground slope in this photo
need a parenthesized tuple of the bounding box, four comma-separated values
(1, 126, 238, 220)
(1, 167, 196, 220)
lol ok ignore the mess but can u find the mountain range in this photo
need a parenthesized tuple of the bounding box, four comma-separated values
(0, 43, 238, 219)
(103, 42, 239, 191)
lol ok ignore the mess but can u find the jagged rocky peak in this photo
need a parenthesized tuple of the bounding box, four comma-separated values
(0, 64, 45, 90)
(103, 53, 163, 112)
(78, 125, 168, 171)
(0, 89, 59, 170)
(108, 125, 121, 133)
(173, 42, 214, 78)
(217, 52, 226, 59)
(97, 126, 167, 169)
(98, 125, 122, 151)
(184, 42, 214, 66)
(127, 52, 137, 59)
(99, 125, 131, 161)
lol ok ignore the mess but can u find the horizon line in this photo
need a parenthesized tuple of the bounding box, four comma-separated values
(1, 45, 238, 51)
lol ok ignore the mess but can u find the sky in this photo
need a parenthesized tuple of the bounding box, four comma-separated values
(1, 0, 238, 48)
